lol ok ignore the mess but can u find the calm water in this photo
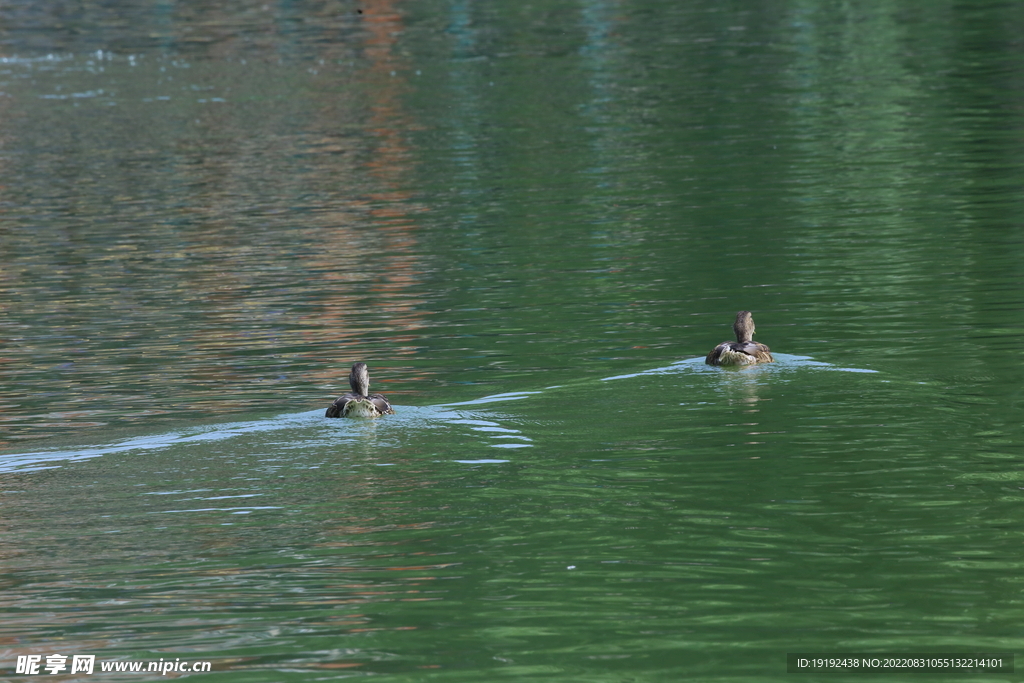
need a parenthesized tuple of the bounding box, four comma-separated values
(2, 1, 1024, 681)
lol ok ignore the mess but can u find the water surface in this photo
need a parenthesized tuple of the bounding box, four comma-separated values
(2, 1, 1024, 681)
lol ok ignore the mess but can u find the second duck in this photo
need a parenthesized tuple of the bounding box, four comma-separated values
(705, 310, 775, 366)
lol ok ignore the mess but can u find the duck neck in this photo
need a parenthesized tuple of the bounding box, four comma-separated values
(349, 366, 370, 396)
(733, 313, 755, 343)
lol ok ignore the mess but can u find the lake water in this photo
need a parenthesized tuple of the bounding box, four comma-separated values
(2, 1, 1024, 681)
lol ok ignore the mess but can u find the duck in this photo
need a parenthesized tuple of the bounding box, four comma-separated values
(325, 362, 396, 418)
(705, 310, 775, 366)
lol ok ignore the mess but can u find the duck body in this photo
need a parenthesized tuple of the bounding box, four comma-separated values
(326, 362, 395, 418)
(705, 341, 774, 366)
(705, 311, 774, 366)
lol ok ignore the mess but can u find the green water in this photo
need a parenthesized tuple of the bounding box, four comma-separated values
(2, 1, 1024, 681)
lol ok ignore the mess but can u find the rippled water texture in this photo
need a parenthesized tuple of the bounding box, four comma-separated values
(2, 1, 1024, 681)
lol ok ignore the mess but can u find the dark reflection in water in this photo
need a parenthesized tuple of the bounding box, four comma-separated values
(0, 1, 369, 58)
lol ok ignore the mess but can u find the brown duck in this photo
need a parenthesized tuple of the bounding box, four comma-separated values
(705, 311, 775, 366)
(325, 362, 396, 418)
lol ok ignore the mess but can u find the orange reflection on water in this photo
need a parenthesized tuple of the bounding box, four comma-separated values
(304, 0, 433, 393)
